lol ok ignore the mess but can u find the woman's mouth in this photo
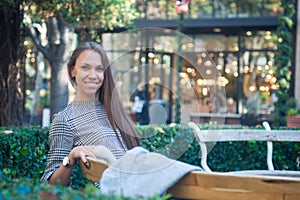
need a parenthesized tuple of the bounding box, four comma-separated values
(85, 82, 99, 87)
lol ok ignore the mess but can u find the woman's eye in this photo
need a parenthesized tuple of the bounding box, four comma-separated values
(96, 66, 104, 72)
(81, 65, 89, 70)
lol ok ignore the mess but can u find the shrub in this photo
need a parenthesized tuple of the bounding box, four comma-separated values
(0, 126, 49, 180)
(1, 124, 299, 198)
(0, 172, 170, 200)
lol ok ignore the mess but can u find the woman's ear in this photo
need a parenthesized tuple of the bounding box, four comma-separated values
(71, 68, 76, 78)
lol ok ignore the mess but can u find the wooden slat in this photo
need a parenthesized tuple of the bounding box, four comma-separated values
(198, 130, 300, 142)
(79, 157, 108, 183)
(168, 185, 283, 200)
(284, 194, 299, 200)
(227, 170, 300, 178)
(167, 171, 300, 200)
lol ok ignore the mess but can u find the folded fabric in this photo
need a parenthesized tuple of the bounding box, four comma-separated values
(100, 146, 202, 198)
(92, 145, 116, 164)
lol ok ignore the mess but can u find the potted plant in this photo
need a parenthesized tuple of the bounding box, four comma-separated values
(37, 89, 50, 115)
(286, 108, 300, 128)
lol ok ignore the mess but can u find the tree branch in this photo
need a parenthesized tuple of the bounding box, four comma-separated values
(27, 26, 51, 61)
(25, 13, 51, 61)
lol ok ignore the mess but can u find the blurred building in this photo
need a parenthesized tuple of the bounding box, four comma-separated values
(101, 0, 299, 125)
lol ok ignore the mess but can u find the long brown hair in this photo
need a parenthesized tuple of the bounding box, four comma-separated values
(67, 41, 140, 149)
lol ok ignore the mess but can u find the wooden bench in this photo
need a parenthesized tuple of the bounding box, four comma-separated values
(188, 121, 300, 173)
(167, 122, 300, 199)
(80, 122, 300, 199)
(167, 171, 300, 200)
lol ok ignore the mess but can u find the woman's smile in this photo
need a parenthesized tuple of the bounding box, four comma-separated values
(72, 50, 104, 101)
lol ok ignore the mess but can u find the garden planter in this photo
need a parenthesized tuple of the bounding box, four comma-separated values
(37, 107, 43, 115)
(287, 115, 300, 128)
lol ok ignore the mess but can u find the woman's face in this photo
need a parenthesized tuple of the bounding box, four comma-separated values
(71, 50, 104, 101)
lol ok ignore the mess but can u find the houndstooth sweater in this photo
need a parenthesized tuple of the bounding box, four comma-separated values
(41, 100, 126, 182)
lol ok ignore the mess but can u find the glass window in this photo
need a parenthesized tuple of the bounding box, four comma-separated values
(194, 34, 238, 52)
(242, 30, 277, 51)
(102, 27, 279, 124)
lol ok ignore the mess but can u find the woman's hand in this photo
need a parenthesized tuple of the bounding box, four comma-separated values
(49, 145, 96, 186)
(69, 146, 96, 166)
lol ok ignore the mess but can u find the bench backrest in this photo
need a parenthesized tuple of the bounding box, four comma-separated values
(188, 121, 300, 172)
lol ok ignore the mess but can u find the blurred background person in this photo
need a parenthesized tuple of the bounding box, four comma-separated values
(130, 82, 150, 125)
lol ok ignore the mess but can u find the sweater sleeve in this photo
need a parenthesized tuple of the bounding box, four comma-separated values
(40, 112, 74, 181)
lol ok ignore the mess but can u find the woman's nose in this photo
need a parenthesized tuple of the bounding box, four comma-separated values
(88, 69, 97, 78)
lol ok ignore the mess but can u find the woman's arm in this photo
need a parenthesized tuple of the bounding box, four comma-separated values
(48, 146, 94, 186)
(48, 162, 74, 186)
(43, 114, 95, 186)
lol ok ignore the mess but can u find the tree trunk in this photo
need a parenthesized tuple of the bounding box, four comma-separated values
(49, 58, 69, 117)
(0, 3, 24, 126)
(46, 16, 76, 118)
(29, 16, 76, 120)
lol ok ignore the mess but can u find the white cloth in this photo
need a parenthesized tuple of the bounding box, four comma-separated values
(100, 147, 202, 198)
(131, 99, 145, 113)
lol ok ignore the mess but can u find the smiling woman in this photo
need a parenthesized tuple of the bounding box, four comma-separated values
(70, 50, 104, 101)
(41, 41, 140, 188)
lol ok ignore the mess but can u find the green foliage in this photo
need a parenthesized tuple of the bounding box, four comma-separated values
(26, 0, 139, 30)
(208, 139, 300, 172)
(1, 125, 299, 198)
(0, 173, 170, 200)
(0, 0, 31, 17)
(0, 126, 49, 180)
(138, 124, 200, 165)
(273, 0, 296, 126)
(287, 108, 299, 117)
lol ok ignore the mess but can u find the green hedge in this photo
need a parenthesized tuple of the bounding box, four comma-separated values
(1, 125, 299, 199)
(1, 125, 299, 177)
(0, 172, 170, 200)
(208, 141, 300, 171)
(0, 126, 49, 180)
